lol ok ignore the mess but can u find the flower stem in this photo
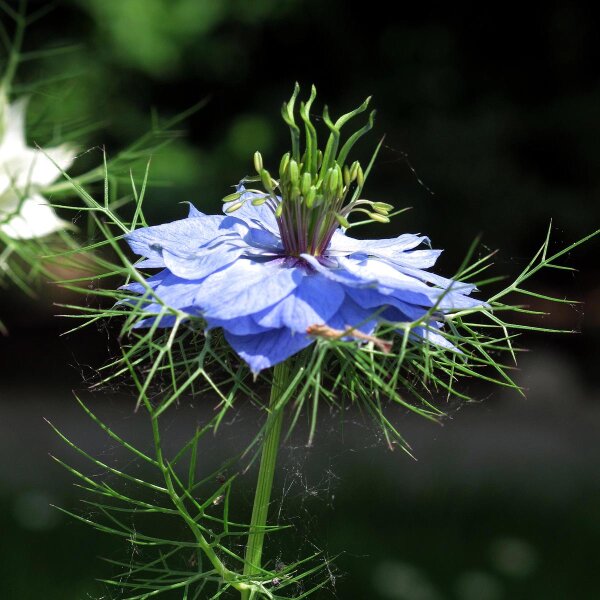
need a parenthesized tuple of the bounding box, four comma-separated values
(241, 361, 290, 599)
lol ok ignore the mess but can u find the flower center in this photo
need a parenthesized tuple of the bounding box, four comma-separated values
(223, 84, 394, 257)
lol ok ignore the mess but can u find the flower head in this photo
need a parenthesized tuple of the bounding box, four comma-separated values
(0, 91, 75, 239)
(125, 86, 484, 373)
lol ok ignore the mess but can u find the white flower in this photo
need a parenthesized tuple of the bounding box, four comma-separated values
(0, 94, 75, 239)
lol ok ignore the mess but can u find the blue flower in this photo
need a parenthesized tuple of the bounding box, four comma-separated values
(123, 85, 485, 373)
(124, 186, 483, 373)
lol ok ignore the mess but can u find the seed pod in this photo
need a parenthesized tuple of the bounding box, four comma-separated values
(367, 211, 390, 223)
(328, 167, 339, 195)
(253, 151, 263, 174)
(301, 172, 312, 197)
(305, 186, 317, 208)
(357, 164, 365, 188)
(343, 165, 351, 187)
(279, 152, 291, 178)
(260, 168, 274, 192)
(372, 202, 394, 212)
(288, 159, 299, 185)
(335, 213, 350, 228)
(221, 191, 243, 203)
(225, 200, 245, 213)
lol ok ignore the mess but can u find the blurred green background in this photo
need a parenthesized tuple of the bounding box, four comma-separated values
(1, 0, 599, 598)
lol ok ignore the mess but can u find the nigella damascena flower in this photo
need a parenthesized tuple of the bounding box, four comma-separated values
(0, 93, 75, 239)
(124, 85, 484, 373)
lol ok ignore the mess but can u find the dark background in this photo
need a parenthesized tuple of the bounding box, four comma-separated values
(1, 1, 599, 599)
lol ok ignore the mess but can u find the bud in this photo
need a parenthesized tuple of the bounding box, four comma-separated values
(260, 168, 274, 192)
(335, 164, 344, 195)
(357, 164, 365, 188)
(335, 213, 350, 228)
(275, 202, 284, 217)
(367, 211, 390, 223)
(372, 202, 393, 214)
(251, 196, 267, 206)
(301, 172, 312, 197)
(288, 159, 299, 185)
(279, 152, 290, 178)
(305, 186, 317, 208)
(322, 168, 333, 193)
(349, 161, 360, 181)
(316, 149, 323, 169)
(225, 200, 245, 213)
(221, 191, 243, 203)
(253, 151, 263, 174)
(343, 165, 351, 187)
(328, 167, 339, 195)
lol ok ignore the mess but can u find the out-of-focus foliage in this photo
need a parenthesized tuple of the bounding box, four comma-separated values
(18, 0, 598, 261)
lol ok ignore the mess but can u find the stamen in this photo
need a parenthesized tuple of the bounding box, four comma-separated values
(223, 84, 390, 258)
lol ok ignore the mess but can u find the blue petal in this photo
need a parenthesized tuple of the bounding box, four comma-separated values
(254, 273, 345, 332)
(206, 315, 270, 335)
(163, 243, 246, 280)
(132, 271, 201, 310)
(196, 258, 304, 319)
(224, 327, 313, 373)
(126, 214, 232, 262)
(347, 287, 428, 320)
(337, 256, 483, 310)
(186, 203, 205, 218)
(383, 249, 443, 269)
(328, 230, 430, 256)
(327, 295, 378, 335)
(300, 253, 375, 287)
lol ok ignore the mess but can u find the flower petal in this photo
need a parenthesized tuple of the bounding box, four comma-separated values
(254, 273, 345, 332)
(1, 97, 27, 150)
(327, 295, 378, 335)
(328, 230, 430, 257)
(197, 258, 304, 320)
(163, 243, 246, 280)
(125, 214, 242, 264)
(0, 192, 67, 239)
(224, 327, 313, 373)
(224, 186, 279, 234)
(338, 256, 483, 310)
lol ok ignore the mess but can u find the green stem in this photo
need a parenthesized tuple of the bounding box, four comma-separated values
(241, 361, 290, 599)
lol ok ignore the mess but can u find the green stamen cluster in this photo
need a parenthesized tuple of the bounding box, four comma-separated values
(223, 84, 394, 257)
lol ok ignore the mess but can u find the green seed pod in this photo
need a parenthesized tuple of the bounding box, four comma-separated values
(335, 213, 350, 228)
(316, 149, 323, 169)
(253, 151, 263, 174)
(301, 172, 312, 197)
(343, 165, 351, 187)
(221, 191, 243, 203)
(279, 152, 291, 178)
(357, 164, 365, 188)
(288, 159, 299, 185)
(372, 202, 394, 212)
(335, 164, 344, 195)
(275, 202, 284, 217)
(260, 168, 274, 192)
(328, 167, 339, 195)
(367, 211, 389, 223)
(305, 186, 317, 208)
(225, 200, 245, 213)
